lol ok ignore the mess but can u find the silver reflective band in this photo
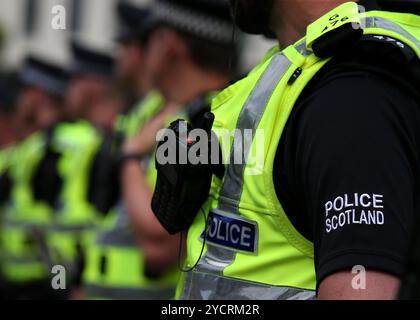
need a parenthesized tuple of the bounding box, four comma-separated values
(2, 219, 96, 233)
(84, 284, 175, 300)
(3, 256, 44, 265)
(181, 271, 315, 300)
(152, 1, 233, 44)
(217, 52, 292, 213)
(49, 223, 97, 233)
(1, 218, 45, 228)
(295, 39, 313, 57)
(365, 16, 420, 50)
(195, 52, 293, 278)
(96, 229, 137, 248)
(96, 204, 137, 247)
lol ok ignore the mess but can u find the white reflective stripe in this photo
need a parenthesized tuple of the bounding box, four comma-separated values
(2, 219, 95, 232)
(365, 16, 420, 50)
(3, 256, 44, 265)
(217, 53, 293, 210)
(84, 283, 175, 300)
(295, 39, 313, 57)
(49, 223, 96, 233)
(196, 52, 294, 278)
(96, 229, 137, 248)
(181, 271, 315, 300)
(1, 219, 45, 228)
(96, 205, 137, 248)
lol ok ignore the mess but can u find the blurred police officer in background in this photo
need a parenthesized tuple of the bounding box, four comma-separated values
(113, 0, 165, 141)
(0, 0, 237, 301)
(151, 0, 420, 300)
(14, 58, 68, 141)
(0, 41, 118, 299)
(0, 74, 19, 209)
(0, 57, 69, 300)
(81, 0, 176, 300)
(66, 41, 122, 130)
(37, 42, 120, 299)
(0, 73, 19, 289)
(0, 73, 19, 148)
(119, 0, 238, 298)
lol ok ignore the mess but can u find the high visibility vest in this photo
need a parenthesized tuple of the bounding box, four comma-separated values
(114, 91, 164, 139)
(82, 92, 180, 300)
(0, 145, 15, 175)
(44, 120, 103, 281)
(0, 133, 52, 282)
(179, 4, 420, 300)
(82, 200, 179, 300)
(0, 144, 15, 206)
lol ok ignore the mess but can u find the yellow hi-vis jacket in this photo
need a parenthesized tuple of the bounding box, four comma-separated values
(178, 3, 420, 299)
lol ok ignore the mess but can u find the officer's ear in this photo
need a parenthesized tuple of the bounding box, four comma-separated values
(152, 28, 188, 63)
(144, 28, 172, 65)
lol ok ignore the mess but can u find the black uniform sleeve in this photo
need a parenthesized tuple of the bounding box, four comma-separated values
(87, 131, 121, 215)
(278, 66, 420, 288)
(31, 131, 62, 208)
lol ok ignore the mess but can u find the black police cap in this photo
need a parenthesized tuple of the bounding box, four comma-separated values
(20, 56, 69, 98)
(149, 0, 234, 45)
(71, 40, 114, 79)
(116, 0, 151, 43)
(0, 73, 20, 114)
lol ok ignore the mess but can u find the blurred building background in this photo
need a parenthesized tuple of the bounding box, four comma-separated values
(0, 0, 275, 73)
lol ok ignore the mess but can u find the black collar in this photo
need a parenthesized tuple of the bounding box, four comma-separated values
(358, 0, 381, 10)
(361, 0, 420, 14)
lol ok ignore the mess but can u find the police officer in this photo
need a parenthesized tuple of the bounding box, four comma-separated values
(0, 56, 69, 300)
(14, 57, 67, 140)
(119, 0, 238, 295)
(65, 40, 120, 129)
(168, 0, 420, 300)
(0, 73, 19, 148)
(37, 42, 119, 298)
(0, 73, 19, 297)
(113, 0, 165, 140)
(0, 73, 19, 208)
(81, 1, 176, 300)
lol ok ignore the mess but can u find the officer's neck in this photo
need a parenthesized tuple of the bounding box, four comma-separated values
(164, 64, 228, 105)
(272, 0, 356, 48)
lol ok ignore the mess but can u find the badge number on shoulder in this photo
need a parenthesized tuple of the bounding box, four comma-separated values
(306, 2, 362, 49)
(200, 209, 258, 255)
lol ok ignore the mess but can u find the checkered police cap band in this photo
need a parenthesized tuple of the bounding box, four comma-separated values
(21, 66, 67, 97)
(151, 0, 233, 45)
(20, 57, 69, 97)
